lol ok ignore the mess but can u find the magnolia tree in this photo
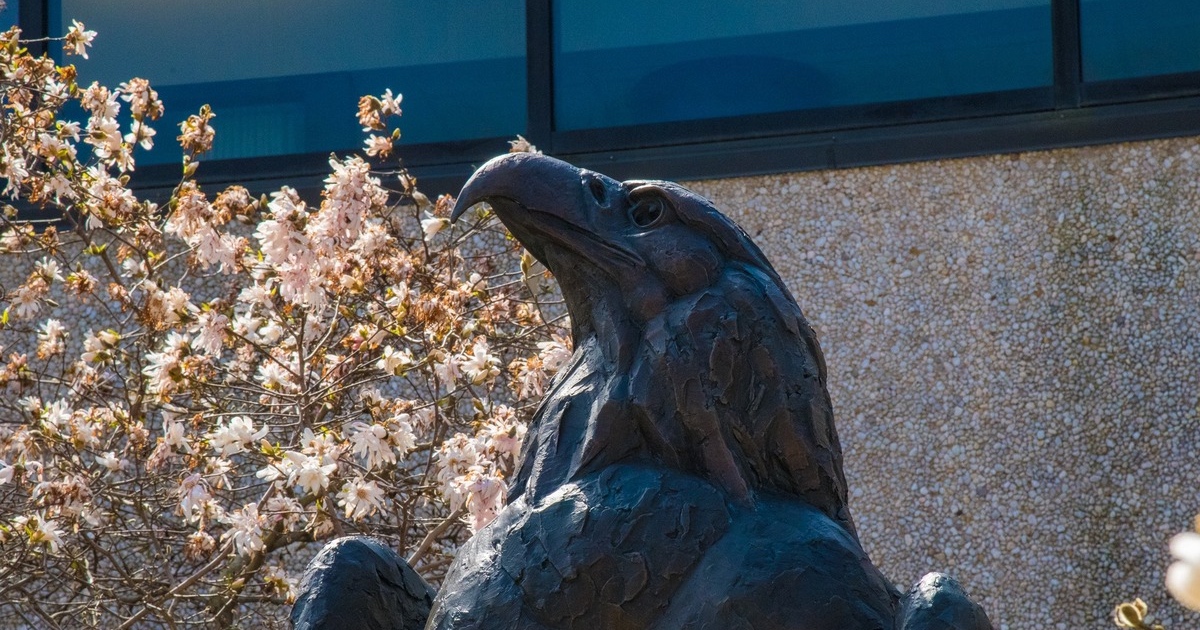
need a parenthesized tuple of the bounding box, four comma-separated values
(0, 23, 569, 628)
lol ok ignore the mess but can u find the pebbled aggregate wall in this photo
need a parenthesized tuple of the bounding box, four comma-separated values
(686, 135, 1200, 629)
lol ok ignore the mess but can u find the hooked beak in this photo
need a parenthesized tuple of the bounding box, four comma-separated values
(450, 152, 643, 270)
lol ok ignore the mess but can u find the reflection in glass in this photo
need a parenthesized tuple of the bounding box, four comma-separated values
(56, 1, 526, 164)
(1081, 0, 1200, 82)
(553, 0, 1052, 131)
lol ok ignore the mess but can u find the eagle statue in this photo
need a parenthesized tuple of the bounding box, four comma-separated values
(292, 153, 993, 630)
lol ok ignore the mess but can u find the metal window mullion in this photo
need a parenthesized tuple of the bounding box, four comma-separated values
(525, 0, 554, 152)
(1051, 0, 1083, 108)
(18, 0, 49, 56)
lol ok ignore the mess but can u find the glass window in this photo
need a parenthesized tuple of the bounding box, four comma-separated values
(1080, 0, 1200, 82)
(1, 0, 17, 32)
(54, 0, 526, 165)
(553, 0, 1053, 131)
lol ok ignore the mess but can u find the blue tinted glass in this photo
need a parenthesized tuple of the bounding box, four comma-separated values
(1080, 0, 1200, 81)
(1, 0, 17, 32)
(553, 1, 1052, 131)
(56, 1, 526, 165)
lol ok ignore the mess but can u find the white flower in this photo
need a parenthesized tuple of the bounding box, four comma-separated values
(461, 339, 500, 385)
(162, 410, 191, 452)
(348, 422, 395, 470)
(388, 416, 417, 457)
(300, 428, 341, 463)
(452, 466, 507, 532)
(421, 212, 448, 241)
(15, 515, 65, 552)
(94, 451, 123, 473)
(64, 20, 97, 59)
(436, 433, 479, 499)
(82, 329, 118, 364)
(336, 478, 385, 520)
(191, 310, 229, 356)
(9, 282, 42, 319)
(0, 461, 13, 485)
(238, 284, 274, 308)
(376, 345, 414, 375)
(433, 354, 461, 386)
(480, 406, 525, 462)
(258, 319, 284, 344)
(286, 451, 337, 495)
(143, 333, 190, 397)
(41, 400, 71, 438)
(206, 416, 268, 457)
(1167, 531, 1200, 611)
(124, 119, 156, 150)
(538, 336, 573, 374)
(178, 473, 211, 523)
(37, 319, 67, 357)
(254, 215, 304, 266)
(257, 361, 293, 391)
(221, 504, 267, 557)
(379, 89, 403, 117)
(264, 496, 304, 528)
(35, 257, 64, 283)
(364, 134, 393, 158)
(259, 451, 336, 496)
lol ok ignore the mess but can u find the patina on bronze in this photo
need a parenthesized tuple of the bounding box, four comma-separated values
(294, 154, 992, 630)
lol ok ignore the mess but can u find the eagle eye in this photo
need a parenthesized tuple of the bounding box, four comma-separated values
(630, 197, 665, 228)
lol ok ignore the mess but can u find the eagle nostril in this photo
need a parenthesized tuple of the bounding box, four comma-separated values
(587, 177, 607, 205)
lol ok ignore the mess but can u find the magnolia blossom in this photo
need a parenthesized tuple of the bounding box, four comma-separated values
(538, 337, 573, 373)
(41, 400, 71, 438)
(257, 451, 337, 496)
(0, 34, 563, 623)
(206, 416, 268, 457)
(14, 515, 65, 552)
(436, 433, 479, 500)
(35, 257, 64, 283)
(389, 416, 417, 457)
(81, 329, 120, 364)
(433, 353, 461, 386)
(36, 319, 67, 357)
(8, 281, 43, 319)
(461, 339, 501, 385)
(178, 473, 212, 523)
(1167, 531, 1200, 611)
(452, 465, 507, 532)
(162, 410, 191, 452)
(377, 345, 414, 375)
(64, 20, 97, 59)
(421, 212, 449, 241)
(337, 477, 385, 520)
(480, 406, 526, 462)
(348, 422, 395, 470)
(299, 428, 341, 463)
(192, 310, 229, 356)
(364, 134, 393, 158)
(93, 451, 121, 473)
(221, 504, 267, 557)
(142, 332, 191, 398)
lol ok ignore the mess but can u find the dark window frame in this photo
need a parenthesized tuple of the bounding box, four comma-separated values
(18, 0, 1200, 199)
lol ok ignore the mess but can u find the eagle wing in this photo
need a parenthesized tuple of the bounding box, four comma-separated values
(630, 263, 854, 535)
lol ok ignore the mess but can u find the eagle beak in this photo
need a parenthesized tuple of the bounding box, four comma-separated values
(450, 152, 644, 272)
(450, 152, 585, 223)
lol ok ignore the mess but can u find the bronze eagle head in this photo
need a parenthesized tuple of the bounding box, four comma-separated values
(452, 152, 854, 535)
